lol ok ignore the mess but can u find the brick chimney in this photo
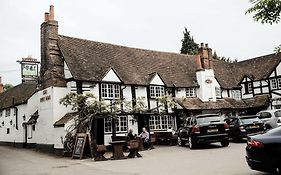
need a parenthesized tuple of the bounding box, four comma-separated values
(0, 76, 4, 93)
(199, 43, 213, 69)
(40, 5, 66, 89)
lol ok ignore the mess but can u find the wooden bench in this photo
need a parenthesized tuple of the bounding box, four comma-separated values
(154, 131, 177, 145)
(127, 140, 142, 158)
(91, 141, 107, 161)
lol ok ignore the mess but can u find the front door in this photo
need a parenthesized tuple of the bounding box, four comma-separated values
(137, 114, 150, 134)
(91, 118, 104, 145)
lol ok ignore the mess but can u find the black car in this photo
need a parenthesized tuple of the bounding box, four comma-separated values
(227, 115, 265, 142)
(177, 114, 229, 149)
(246, 126, 281, 174)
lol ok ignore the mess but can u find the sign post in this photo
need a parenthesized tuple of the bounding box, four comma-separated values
(17, 56, 40, 83)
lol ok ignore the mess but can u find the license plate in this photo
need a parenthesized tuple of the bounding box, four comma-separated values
(249, 125, 259, 129)
(208, 129, 218, 133)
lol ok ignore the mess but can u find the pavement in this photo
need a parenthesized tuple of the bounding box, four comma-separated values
(0, 143, 269, 175)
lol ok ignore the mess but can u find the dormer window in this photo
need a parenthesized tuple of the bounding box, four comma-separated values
(101, 83, 120, 99)
(215, 87, 221, 98)
(232, 90, 241, 100)
(271, 79, 278, 90)
(245, 82, 253, 94)
(186, 88, 196, 97)
(150, 86, 165, 98)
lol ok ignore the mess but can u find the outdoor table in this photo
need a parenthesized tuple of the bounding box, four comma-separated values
(109, 140, 127, 160)
(136, 137, 145, 151)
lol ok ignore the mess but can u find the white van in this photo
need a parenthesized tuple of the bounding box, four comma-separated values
(257, 109, 281, 128)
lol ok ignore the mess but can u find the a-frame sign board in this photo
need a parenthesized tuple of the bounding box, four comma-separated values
(72, 133, 93, 159)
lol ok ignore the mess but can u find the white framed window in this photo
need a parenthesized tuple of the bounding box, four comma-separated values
(186, 88, 196, 97)
(104, 116, 128, 133)
(149, 115, 173, 131)
(104, 117, 112, 133)
(116, 116, 127, 132)
(150, 86, 165, 98)
(247, 83, 253, 93)
(232, 90, 241, 100)
(271, 79, 277, 90)
(278, 78, 281, 89)
(5, 108, 11, 117)
(13, 108, 16, 116)
(101, 83, 120, 99)
(215, 87, 221, 98)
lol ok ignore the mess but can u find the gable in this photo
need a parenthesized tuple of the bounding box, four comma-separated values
(102, 68, 121, 83)
(269, 61, 281, 78)
(149, 73, 165, 86)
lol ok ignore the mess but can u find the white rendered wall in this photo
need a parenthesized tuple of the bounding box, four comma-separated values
(196, 69, 217, 102)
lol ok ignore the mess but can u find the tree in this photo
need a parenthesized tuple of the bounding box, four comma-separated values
(213, 51, 236, 63)
(246, 0, 281, 24)
(59, 92, 174, 153)
(180, 27, 199, 55)
(246, 0, 281, 52)
(4, 84, 13, 91)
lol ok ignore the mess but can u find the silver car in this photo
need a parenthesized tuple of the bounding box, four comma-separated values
(257, 109, 281, 129)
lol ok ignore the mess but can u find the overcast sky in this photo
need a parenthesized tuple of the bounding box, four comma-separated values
(0, 0, 281, 85)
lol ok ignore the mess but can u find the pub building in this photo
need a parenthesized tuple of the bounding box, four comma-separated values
(0, 5, 280, 154)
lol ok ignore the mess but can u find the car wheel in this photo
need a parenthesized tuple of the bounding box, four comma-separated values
(177, 137, 185, 146)
(221, 139, 229, 147)
(188, 136, 196, 149)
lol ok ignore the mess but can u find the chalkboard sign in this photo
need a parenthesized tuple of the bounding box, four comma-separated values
(72, 133, 92, 159)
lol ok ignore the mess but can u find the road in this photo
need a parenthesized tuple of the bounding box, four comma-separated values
(0, 143, 269, 175)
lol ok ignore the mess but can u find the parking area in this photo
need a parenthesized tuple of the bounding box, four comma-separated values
(0, 143, 269, 175)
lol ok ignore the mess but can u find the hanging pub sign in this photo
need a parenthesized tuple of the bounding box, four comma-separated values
(17, 56, 40, 83)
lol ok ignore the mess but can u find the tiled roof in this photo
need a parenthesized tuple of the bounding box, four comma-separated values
(177, 95, 270, 110)
(54, 112, 78, 127)
(58, 35, 199, 87)
(213, 53, 281, 89)
(0, 83, 37, 110)
(58, 35, 281, 89)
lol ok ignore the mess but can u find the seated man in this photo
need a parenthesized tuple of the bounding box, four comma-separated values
(139, 127, 150, 149)
(127, 128, 136, 141)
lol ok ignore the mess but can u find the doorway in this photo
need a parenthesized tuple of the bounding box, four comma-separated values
(91, 118, 105, 145)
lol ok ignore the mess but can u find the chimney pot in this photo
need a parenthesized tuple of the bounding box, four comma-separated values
(205, 43, 208, 48)
(200, 43, 204, 48)
(44, 12, 49, 22)
(49, 5, 54, 20)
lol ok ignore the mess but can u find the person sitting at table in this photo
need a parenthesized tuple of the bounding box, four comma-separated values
(139, 127, 150, 149)
(127, 128, 136, 140)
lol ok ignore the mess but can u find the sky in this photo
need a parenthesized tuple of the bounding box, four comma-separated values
(0, 0, 281, 85)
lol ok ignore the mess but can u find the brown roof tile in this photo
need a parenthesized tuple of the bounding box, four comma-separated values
(0, 83, 37, 110)
(58, 35, 199, 87)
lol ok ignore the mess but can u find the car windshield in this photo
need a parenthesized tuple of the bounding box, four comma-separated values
(258, 112, 271, 119)
(240, 117, 261, 125)
(274, 110, 281, 118)
(197, 115, 223, 124)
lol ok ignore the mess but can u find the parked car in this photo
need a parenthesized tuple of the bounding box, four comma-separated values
(176, 114, 229, 149)
(227, 115, 265, 142)
(257, 109, 281, 129)
(246, 126, 281, 174)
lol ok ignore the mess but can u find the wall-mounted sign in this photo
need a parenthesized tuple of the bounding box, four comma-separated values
(205, 79, 212, 84)
(17, 56, 40, 83)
